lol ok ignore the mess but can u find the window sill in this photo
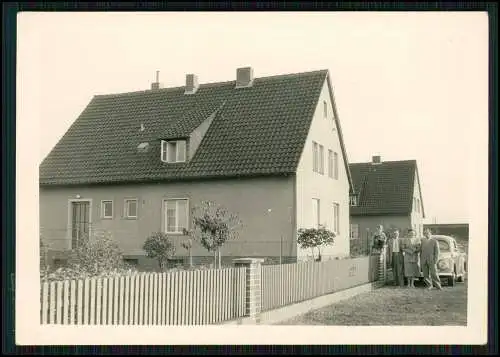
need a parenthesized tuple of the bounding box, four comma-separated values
(124, 216, 138, 220)
(165, 232, 188, 236)
(101, 217, 114, 220)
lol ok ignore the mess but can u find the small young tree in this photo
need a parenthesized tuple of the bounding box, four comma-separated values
(180, 238, 193, 268)
(297, 225, 336, 261)
(185, 201, 242, 269)
(143, 232, 176, 271)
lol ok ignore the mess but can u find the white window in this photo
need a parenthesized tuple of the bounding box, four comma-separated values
(350, 223, 359, 240)
(312, 141, 319, 173)
(164, 199, 189, 234)
(334, 152, 339, 180)
(312, 198, 320, 229)
(349, 195, 358, 206)
(161, 140, 187, 163)
(416, 198, 420, 213)
(125, 199, 138, 219)
(318, 144, 324, 174)
(323, 100, 327, 118)
(333, 202, 340, 234)
(101, 200, 113, 219)
(328, 150, 334, 178)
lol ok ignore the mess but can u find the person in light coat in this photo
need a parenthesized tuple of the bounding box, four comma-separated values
(420, 228, 443, 290)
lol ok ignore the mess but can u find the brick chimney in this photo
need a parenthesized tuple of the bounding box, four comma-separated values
(150, 70, 163, 90)
(235, 67, 254, 88)
(372, 155, 382, 164)
(184, 74, 199, 94)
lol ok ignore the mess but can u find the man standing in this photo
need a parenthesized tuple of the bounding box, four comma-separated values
(390, 229, 404, 287)
(420, 228, 442, 290)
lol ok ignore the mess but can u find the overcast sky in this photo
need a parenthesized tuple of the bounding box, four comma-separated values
(18, 11, 488, 224)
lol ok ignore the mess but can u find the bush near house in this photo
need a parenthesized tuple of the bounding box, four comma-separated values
(41, 231, 136, 282)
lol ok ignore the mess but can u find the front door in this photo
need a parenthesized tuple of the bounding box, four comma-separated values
(71, 201, 90, 249)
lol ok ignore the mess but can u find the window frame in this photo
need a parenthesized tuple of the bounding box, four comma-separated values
(318, 144, 325, 175)
(163, 198, 190, 235)
(101, 200, 114, 219)
(323, 100, 328, 119)
(328, 149, 334, 178)
(334, 152, 339, 180)
(333, 202, 340, 234)
(312, 198, 320, 229)
(312, 141, 319, 173)
(161, 139, 187, 163)
(124, 198, 138, 219)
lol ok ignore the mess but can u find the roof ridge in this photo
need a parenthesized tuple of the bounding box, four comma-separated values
(93, 69, 329, 98)
(349, 159, 417, 165)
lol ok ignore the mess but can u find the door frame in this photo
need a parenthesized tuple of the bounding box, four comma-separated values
(66, 198, 93, 250)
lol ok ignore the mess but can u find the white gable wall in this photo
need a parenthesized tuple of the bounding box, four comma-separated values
(410, 170, 425, 236)
(295, 78, 350, 260)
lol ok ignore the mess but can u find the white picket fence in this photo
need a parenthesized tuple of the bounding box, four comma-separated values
(40, 267, 247, 325)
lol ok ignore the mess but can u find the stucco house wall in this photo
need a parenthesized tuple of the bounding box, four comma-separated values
(40, 176, 297, 268)
(296, 79, 350, 260)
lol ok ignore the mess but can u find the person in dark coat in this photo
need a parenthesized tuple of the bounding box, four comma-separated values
(420, 228, 443, 290)
(389, 229, 405, 287)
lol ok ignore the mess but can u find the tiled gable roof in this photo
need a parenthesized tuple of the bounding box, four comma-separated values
(349, 160, 424, 216)
(40, 69, 340, 186)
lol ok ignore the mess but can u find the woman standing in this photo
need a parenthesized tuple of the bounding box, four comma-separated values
(402, 229, 421, 288)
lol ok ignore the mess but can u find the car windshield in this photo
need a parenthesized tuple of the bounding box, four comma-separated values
(437, 239, 450, 252)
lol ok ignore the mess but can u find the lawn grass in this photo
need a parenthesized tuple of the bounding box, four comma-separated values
(278, 280, 467, 326)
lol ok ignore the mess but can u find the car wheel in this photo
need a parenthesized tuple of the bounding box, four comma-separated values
(457, 275, 464, 282)
(448, 272, 456, 286)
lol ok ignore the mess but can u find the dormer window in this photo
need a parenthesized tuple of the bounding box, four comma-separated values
(161, 140, 187, 163)
(350, 194, 358, 206)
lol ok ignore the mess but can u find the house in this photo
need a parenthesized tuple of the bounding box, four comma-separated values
(348, 156, 425, 253)
(423, 223, 469, 241)
(39, 67, 354, 269)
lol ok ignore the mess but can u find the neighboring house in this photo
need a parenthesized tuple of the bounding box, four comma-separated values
(39, 67, 354, 269)
(423, 223, 469, 241)
(348, 156, 425, 252)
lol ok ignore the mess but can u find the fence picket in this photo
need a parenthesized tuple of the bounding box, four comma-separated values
(90, 278, 96, 325)
(148, 274, 154, 325)
(102, 279, 108, 325)
(62, 281, 69, 325)
(96, 279, 102, 325)
(165, 273, 171, 325)
(41, 283, 49, 324)
(107, 277, 114, 324)
(152, 274, 158, 325)
(76, 280, 83, 324)
(186, 271, 192, 325)
(55, 282, 63, 324)
(134, 275, 140, 325)
(83, 279, 90, 325)
(124, 276, 130, 325)
(49, 282, 56, 324)
(138, 274, 145, 325)
(70, 280, 76, 325)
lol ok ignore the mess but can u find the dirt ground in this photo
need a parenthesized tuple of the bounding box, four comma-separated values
(278, 280, 468, 326)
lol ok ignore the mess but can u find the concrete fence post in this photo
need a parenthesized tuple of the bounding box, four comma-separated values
(233, 258, 264, 324)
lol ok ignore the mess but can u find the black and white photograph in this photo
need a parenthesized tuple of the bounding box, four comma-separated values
(15, 10, 488, 346)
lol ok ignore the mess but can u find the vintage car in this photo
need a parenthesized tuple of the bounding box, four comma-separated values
(429, 235, 467, 286)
